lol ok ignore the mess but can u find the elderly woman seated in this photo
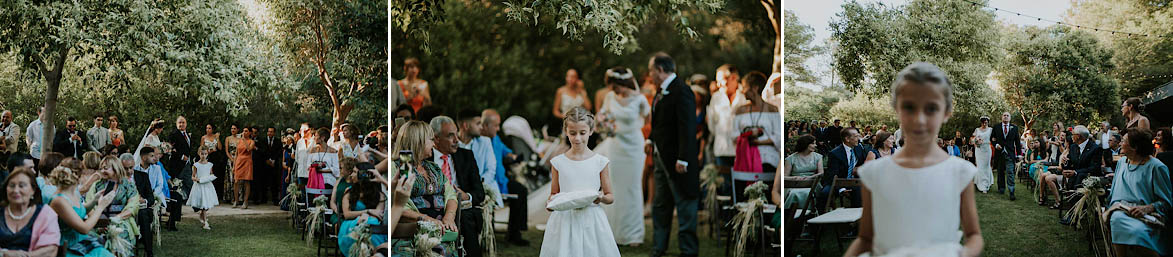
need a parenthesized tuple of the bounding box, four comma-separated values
(1104, 128, 1172, 257)
(0, 167, 61, 256)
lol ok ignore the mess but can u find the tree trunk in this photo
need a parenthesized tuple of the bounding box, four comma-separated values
(763, 0, 781, 74)
(38, 47, 70, 155)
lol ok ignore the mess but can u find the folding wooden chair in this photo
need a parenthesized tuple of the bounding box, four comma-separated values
(782, 175, 821, 256)
(807, 177, 863, 256)
(724, 170, 777, 257)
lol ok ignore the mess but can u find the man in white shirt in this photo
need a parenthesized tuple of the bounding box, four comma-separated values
(1097, 121, 1111, 150)
(87, 115, 111, 152)
(25, 107, 48, 163)
(0, 110, 20, 156)
(705, 64, 747, 175)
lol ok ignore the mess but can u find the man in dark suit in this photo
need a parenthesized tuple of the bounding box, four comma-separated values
(129, 150, 158, 257)
(52, 117, 88, 159)
(989, 112, 1024, 200)
(826, 119, 844, 145)
(1101, 132, 1121, 174)
(819, 127, 869, 209)
(256, 127, 281, 205)
(646, 52, 700, 257)
(430, 116, 485, 257)
(1062, 126, 1103, 187)
(165, 116, 194, 230)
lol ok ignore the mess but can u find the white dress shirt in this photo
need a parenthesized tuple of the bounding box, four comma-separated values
(26, 119, 47, 159)
(459, 136, 504, 207)
(706, 87, 747, 158)
(1099, 131, 1111, 149)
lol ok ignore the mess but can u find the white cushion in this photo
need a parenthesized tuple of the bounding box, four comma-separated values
(546, 191, 599, 211)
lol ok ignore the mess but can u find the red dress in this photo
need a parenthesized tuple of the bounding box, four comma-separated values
(399, 80, 426, 112)
(233, 138, 254, 181)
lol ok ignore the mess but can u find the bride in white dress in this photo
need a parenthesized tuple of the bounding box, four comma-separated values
(972, 117, 994, 193)
(594, 67, 651, 246)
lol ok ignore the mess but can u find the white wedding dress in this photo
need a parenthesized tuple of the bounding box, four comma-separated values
(540, 154, 621, 257)
(595, 91, 650, 245)
(972, 127, 994, 192)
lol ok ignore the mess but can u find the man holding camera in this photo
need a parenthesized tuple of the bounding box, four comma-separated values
(52, 117, 89, 159)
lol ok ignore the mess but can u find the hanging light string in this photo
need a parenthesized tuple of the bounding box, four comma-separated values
(960, 0, 1166, 38)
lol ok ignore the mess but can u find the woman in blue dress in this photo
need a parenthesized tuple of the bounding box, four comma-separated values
(1107, 128, 1172, 257)
(47, 164, 117, 257)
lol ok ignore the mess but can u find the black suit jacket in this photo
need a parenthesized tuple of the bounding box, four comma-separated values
(825, 126, 843, 145)
(1063, 140, 1103, 177)
(649, 75, 700, 199)
(132, 170, 156, 207)
(823, 144, 869, 186)
(167, 129, 194, 168)
(990, 123, 1023, 162)
(451, 148, 485, 208)
(52, 129, 88, 158)
(259, 136, 281, 166)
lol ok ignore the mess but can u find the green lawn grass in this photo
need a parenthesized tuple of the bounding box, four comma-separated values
(789, 185, 1097, 257)
(158, 214, 315, 257)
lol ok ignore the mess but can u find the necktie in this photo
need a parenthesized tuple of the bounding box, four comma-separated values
(846, 149, 856, 178)
(440, 155, 453, 185)
(183, 131, 189, 145)
(1003, 124, 1008, 138)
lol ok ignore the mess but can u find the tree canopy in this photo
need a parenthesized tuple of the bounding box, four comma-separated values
(1066, 0, 1173, 96)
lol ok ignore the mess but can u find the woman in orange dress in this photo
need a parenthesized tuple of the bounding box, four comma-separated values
(232, 127, 256, 209)
(398, 57, 432, 112)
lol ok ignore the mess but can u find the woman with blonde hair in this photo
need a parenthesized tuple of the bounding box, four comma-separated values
(48, 165, 117, 257)
(388, 121, 457, 256)
(86, 156, 142, 253)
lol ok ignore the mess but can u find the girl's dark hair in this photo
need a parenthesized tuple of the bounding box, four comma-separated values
(315, 128, 330, 142)
(604, 66, 638, 91)
(1, 167, 41, 207)
(394, 104, 415, 120)
(742, 71, 768, 96)
(793, 135, 816, 152)
(1124, 127, 1155, 157)
(348, 169, 383, 211)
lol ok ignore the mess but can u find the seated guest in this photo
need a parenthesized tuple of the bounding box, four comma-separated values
(1105, 128, 1171, 256)
(338, 162, 388, 257)
(481, 109, 530, 246)
(818, 127, 871, 209)
(1102, 133, 1122, 175)
(1042, 125, 1101, 210)
(1, 154, 37, 203)
(35, 153, 66, 205)
(331, 157, 359, 224)
(1024, 139, 1049, 203)
(48, 164, 117, 257)
(947, 140, 962, 157)
(126, 152, 156, 257)
(431, 115, 485, 256)
(1156, 128, 1172, 182)
(784, 135, 822, 209)
(85, 156, 141, 250)
(0, 167, 60, 257)
(388, 121, 457, 256)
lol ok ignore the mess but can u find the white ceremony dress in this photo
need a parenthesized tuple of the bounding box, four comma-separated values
(972, 127, 994, 192)
(595, 91, 650, 245)
(540, 154, 621, 257)
(187, 162, 219, 209)
(857, 156, 977, 256)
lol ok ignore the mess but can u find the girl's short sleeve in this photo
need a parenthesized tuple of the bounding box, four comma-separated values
(955, 159, 978, 194)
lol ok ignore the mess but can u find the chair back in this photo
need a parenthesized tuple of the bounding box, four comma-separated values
(824, 176, 862, 211)
(731, 170, 776, 203)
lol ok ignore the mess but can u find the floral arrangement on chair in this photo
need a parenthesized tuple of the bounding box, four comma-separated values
(150, 194, 164, 247)
(728, 181, 769, 257)
(700, 164, 723, 228)
(1064, 176, 1110, 229)
(480, 186, 497, 257)
(280, 182, 302, 211)
(415, 220, 443, 257)
(304, 195, 329, 246)
(104, 216, 135, 257)
(347, 219, 375, 257)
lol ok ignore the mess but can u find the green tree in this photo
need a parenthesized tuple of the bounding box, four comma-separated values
(265, 0, 388, 131)
(784, 86, 846, 122)
(995, 25, 1120, 130)
(830, 0, 1003, 138)
(827, 94, 898, 130)
(0, 0, 291, 153)
(1066, 0, 1173, 96)
(784, 9, 821, 87)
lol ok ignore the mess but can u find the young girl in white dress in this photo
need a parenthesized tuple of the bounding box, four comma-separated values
(844, 62, 985, 257)
(540, 107, 621, 257)
(187, 146, 219, 230)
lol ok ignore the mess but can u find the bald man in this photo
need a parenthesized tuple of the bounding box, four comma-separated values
(481, 109, 530, 246)
(165, 116, 195, 231)
(0, 110, 19, 155)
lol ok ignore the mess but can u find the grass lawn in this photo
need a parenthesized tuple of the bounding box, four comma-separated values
(789, 184, 1097, 257)
(495, 218, 732, 257)
(157, 213, 315, 257)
